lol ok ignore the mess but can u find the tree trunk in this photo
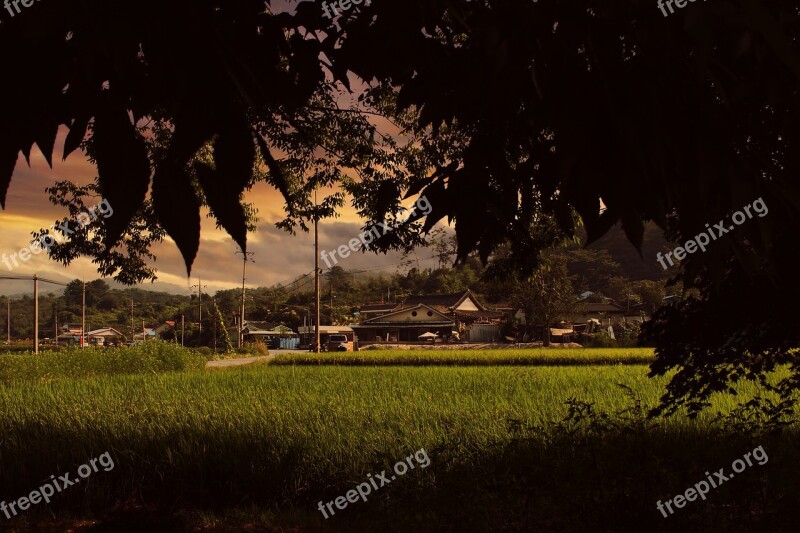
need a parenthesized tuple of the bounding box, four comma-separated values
(543, 323, 551, 347)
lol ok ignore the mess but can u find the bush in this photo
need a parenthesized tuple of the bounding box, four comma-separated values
(243, 341, 269, 356)
(0, 341, 206, 383)
(588, 331, 617, 348)
(613, 321, 642, 347)
(194, 347, 213, 357)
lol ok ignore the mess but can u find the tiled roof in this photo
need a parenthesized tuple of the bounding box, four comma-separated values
(360, 303, 401, 313)
(403, 293, 467, 307)
(582, 303, 626, 313)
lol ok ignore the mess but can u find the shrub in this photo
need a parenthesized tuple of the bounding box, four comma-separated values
(613, 321, 642, 347)
(194, 347, 213, 357)
(244, 341, 269, 356)
(588, 331, 617, 348)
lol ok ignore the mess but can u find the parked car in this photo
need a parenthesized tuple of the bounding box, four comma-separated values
(326, 334, 353, 352)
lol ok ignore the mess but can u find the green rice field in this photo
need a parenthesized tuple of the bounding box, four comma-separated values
(270, 347, 655, 366)
(0, 347, 797, 531)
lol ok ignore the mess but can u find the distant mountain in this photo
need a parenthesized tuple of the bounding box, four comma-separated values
(585, 222, 672, 281)
(0, 271, 191, 297)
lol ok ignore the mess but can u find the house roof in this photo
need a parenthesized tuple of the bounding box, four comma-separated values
(358, 304, 455, 326)
(360, 303, 402, 313)
(297, 325, 354, 334)
(242, 321, 274, 331)
(86, 327, 125, 337)
(582, 302, 626, 313)
(403, 290, 484, 312)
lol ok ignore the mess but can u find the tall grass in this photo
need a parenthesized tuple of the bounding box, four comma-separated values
(0, 342, 206, 384)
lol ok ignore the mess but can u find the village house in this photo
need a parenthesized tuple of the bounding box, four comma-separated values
(57, 326, 126, 346)
(354, 290, 506, 346)
(240, 321, 299, 348)
(351, 304, 456, 346)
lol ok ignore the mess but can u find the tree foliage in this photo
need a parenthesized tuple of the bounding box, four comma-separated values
(512, 251, 578, 347)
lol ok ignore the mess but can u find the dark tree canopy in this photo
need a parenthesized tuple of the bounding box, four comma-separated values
(2, 0, 800, 415)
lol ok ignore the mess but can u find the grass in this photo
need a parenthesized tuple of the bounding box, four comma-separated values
(270, 347, 655, 366)
(0, 342, 206, 384)
(0, 349, 797, 530)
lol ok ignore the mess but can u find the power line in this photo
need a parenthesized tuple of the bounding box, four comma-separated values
(0, 274, 69, 287)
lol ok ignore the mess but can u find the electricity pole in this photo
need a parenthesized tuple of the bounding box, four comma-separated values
(81, 281, 86, 348)
(181, 314, 185, 347)
(54, 303, 58, 347)
(6, 297, 10, 344)
(235, 250, 254, 349)
(130, 298, 135, 343)
(33, 274, 39, 354)
(191, 279, 206, 346)
(314, 192, 320, 353)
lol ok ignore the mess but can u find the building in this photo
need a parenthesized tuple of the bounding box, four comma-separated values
(58, 326, 126, 346)
(86, 327, 126, 345)
(351, 304, 456, 346)
(358, 303, 402, 320)
(575, 302, 627, 323)
(356, 290, 505, 344)
(152, 321, 176, 338)
(240, 321, 299, 348)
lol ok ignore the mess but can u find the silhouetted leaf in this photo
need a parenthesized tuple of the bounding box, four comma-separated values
(0, 129, 18, 209)
(152, 159, 200, 275)
(93, 97, 152, 248)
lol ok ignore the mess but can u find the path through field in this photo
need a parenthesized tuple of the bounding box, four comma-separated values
(205, 349, 303, 368)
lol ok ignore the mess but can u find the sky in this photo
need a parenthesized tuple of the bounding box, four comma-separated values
(0, 126, 441, 297)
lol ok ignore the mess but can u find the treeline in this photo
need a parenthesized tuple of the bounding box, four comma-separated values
(1, 228, 674, 346)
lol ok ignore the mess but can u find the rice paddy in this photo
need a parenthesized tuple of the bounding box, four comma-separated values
(0, 346, 796, 531)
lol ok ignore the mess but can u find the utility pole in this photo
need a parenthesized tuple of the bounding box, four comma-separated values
(33, 274, 39, 354)
(6, 297, 10, 344)
(181, 314, 185, 347)
(191, 279, 206, 346)
(314, 191, 321, 353)
(130, 298, 135, 343)
(329, 272, 333, 308)
(81, 281, 86, 348)
(235, 250, 254, 349)
(54, 303, 58, 346)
